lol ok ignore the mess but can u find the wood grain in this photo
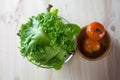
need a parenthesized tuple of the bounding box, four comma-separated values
(0, 0, 120, 80)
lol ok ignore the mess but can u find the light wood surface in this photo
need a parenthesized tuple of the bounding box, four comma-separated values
(0, 0, 120, 80)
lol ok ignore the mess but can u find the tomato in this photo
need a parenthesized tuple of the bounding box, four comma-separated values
(86, 22, 106, 41)
(83, 38, 101, 54)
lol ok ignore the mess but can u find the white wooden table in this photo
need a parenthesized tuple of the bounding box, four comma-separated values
(0, 0, 120, 80)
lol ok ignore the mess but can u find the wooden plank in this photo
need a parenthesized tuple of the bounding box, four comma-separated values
(0, 0, 120, 80)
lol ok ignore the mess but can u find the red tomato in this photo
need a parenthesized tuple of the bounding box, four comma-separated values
(83, 38, 101, 54)
(86, 22, 106, 41)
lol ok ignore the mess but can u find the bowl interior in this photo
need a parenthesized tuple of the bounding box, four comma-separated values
(77, 26, 111, 60)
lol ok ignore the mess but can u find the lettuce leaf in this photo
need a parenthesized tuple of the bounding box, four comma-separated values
(18, 9, 80, 70)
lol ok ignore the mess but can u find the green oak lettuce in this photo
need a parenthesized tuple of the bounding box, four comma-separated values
(18, 9, 80, 70)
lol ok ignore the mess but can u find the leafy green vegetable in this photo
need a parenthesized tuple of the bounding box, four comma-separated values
(18, 9, 81, 70)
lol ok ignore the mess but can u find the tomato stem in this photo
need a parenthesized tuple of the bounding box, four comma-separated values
(95, 28, 102, 33)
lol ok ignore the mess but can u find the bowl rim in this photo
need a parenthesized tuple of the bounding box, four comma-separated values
(31, 50, 75, 68)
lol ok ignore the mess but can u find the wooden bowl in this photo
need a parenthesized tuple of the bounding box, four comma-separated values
(77, 26, 111, 61)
